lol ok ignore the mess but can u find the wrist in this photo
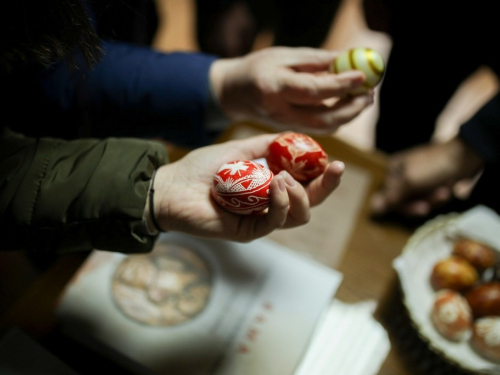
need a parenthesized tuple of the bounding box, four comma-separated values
(145, 169, 166, 234)
(209, 57, 244, 119)
(448, 136, 485, 178)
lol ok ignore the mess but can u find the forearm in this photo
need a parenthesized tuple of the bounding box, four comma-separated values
(0, 127, 168, 254)
(459, 93, 500, 165)
(40, 42, 222, 147)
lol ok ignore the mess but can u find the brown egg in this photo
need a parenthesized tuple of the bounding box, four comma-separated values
(471, 316, 500, 363)
(431, 289, 472, 341)
(466, 282, 500, 319)
(453, 238, 496, 273)
(430, 256, 479, 292)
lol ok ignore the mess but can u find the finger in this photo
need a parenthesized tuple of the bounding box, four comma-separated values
(277, 69, 366, 105)
(265, 47, 339, 71)
(429, 186, 452, 204)
(276, 94, 373, 131)
(306, 161, 344, 206)
(314, 93, 374, 127)
(280, 171, 311, 229)
(369, 159, 407, 215)
(387, 186, 452, 218)
(252, 171, 289, 237)
(370, 190, 427, 217)
(382, 158, 409, 206)
(371, 185, 451, 218)
(401, 200, 432, 217)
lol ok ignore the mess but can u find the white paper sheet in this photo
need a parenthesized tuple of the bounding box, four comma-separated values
(295, 299, 390, 375)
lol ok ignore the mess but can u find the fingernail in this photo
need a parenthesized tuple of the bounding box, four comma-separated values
(284, 171, 296, 187)
(333, 161, 345, 173)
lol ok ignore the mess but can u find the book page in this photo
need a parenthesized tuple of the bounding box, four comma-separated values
(56, 233, 343, 375)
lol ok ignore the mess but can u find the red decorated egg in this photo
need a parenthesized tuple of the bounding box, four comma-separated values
(211, 160, 273, 215)
(266, 132, 328, 182)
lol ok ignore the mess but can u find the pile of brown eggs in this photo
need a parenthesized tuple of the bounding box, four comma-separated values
(430, 237, 500, 363)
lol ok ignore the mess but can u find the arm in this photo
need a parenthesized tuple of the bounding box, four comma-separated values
(459, 93, 500, 165)
(369, 93, 500, 218)
(370, 136, 484, 217)
(0, 126, 168, 254)
(1, 127, 345, 252)
(32, 44, 373, 145)
(39, 42, 220, 148)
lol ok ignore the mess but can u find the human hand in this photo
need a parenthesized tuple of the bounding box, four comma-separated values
(209, 47, 374, 135)
(147, 133, 345, 242)
(370, 137, 484, 217)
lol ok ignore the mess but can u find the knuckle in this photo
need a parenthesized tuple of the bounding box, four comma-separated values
(285, 81, 319, 100)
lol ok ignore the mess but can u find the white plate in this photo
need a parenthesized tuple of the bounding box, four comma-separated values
(393, 205, 500, 374)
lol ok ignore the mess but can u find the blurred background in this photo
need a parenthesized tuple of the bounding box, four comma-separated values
(153, 0, 499, 151)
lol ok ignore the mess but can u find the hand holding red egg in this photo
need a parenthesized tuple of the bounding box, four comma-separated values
(151, 133, 344, 242)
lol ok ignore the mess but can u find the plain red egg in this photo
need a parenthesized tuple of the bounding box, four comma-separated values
(211, 160, 273, 215)
(266, 132, 328, 182)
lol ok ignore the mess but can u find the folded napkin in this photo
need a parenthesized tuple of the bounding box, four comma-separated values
(295, 299, 390, 375)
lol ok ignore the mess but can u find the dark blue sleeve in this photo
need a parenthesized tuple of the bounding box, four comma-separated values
(459, 93, 500, 165)
(41, 42, 220, 148)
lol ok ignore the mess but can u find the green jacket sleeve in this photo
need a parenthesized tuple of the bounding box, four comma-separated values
(0, 127, 168, 254)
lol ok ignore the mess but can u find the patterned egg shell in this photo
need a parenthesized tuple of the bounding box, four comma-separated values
(472, 316, 500, 363)
(330, 47, 385, 94)
(211, 160, 273, 215)
(266, 132, 328, 182)
(431, 289, 473, 342)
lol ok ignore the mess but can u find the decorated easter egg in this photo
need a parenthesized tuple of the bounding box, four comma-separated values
(431, 289, 472, 341)
(471, 316, 500, 363)
(211, 160, 273, 215)
(266, 132, 328, 182)
(330, 47, 385, 94)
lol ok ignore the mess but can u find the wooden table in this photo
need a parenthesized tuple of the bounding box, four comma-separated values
(1, 123, 463, 374)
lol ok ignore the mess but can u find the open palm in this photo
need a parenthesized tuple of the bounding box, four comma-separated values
(154, 133, 344, 242)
